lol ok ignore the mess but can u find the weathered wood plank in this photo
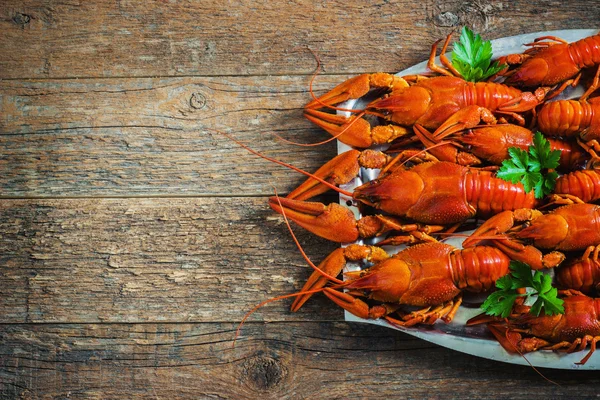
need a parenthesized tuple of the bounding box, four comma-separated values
(1, 322, 598, 399)
(0, 76, 344, 197)
(0, 197, 342, 323)
(1, 1, 599, 79)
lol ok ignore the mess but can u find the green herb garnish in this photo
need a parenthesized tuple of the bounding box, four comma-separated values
(481, 261, 565, 318)
(497, 132, 561, 199)
(451, 27, 506, 82)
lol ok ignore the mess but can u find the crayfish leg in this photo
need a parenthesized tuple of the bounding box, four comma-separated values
(543, 194, 585, 207)
(322, 288, 392, 320)
(488, 324, 541, 355)
(291, 245, 390, 313)
(427, 33, 462, 78)
(577, 138, 600, 160)
(413, 124, 481, 166)
(441, 294, 463, 323)
(304, 73, 410, 147)
(526, 35, 569, 48)
(544, 73, 581, 101)
(356, 214, 445, 243)
(387, 296, 462, 327)
(304, 112, 411, 148)
(576, 336, 600, 365)
(462, 208, 566, 270)
(303, 109, 375, 148)
(268, 197, 359, 243)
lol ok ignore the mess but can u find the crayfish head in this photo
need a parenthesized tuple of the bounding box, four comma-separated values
(505, 57, 550, 87)
(461, 125, 533, 165)
(506, 44, 581, 87)
(517, 213, 568, 250)
(345, 258, 411, 303)
(353, 170, 424, 216)
(367, 86, 431, 127)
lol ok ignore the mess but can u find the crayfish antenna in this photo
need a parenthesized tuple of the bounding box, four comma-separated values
(233, 190, 347, 347)
(273, 110, 367, 147)
(273, 189, 347, 309)
(467, 314, 559, 386)
(305, 47, 367, 114)
(217, 129, 353, 198)
(272, 189, 344, 286)
(224, 131, 362, 243)
(233, 287, 334, 348)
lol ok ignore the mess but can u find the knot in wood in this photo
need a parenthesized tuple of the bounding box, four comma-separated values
(242, 354, 287, 391)
(13, 13, 31, 27)
(434, 12, 459, 27)
(190, 92, 207, 109)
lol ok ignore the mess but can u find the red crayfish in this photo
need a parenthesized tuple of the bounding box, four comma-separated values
(502, 33, 600, 91)
(269, 152, 537, 244)
(408, 106, 588, 170)
(304, 37, 548, 148)
(469, 290, 600, 365)
(556, 246, 600, 295)
(290, 242, 510, 327)
(462, 202, 600, 270)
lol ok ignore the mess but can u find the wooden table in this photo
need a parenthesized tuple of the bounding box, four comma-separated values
(2, 1, 600, 398)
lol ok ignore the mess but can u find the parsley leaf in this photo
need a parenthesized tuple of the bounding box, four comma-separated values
(497, 132, 561, 199)
(481, 261, 565, 318)
(531, 130, 561, 170)
(451, 27, 506, 82)
(481, 290, 520, 318)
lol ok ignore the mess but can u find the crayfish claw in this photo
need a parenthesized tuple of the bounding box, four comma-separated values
(290, 248, 347, 312)
(303, 109, 374, 148)
(286, 149, 361, 201)
(269, 197, 359, 243)
(323, 288, 387, 320)
(304, 74, 373, 110)
(304, 73, 409, 147)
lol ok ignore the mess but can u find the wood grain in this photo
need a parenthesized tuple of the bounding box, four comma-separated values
(0, 75, 344, 197)
(1, 1, 599, 79)
(3, 0, 600, 396)
(1, 322, 599, 399)
(0, 197, 340, 323)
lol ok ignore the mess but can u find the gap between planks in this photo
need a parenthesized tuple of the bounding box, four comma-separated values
(0, 320, 343, 326)
(0, 194, 275, 200)
(0, 72, 364, 82)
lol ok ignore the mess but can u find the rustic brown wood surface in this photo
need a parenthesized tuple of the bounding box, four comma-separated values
(2, 1, 600, 398)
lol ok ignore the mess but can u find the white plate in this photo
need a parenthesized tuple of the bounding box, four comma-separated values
(338, 29, 600, 370)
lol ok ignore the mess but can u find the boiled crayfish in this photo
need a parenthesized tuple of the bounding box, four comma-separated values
(291, 242, 510, 327)
(270, 152, 537, 244)
(556, 246, 600, 295)
(502, 33, 600, 91)
(304, 36, 548, 148)
(469, 290, 600, 365)
(305, 74, 547, 148)
(408, 107, 588, 170)
(462, 203, 600, 270)
(240, 30, 600, 366)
